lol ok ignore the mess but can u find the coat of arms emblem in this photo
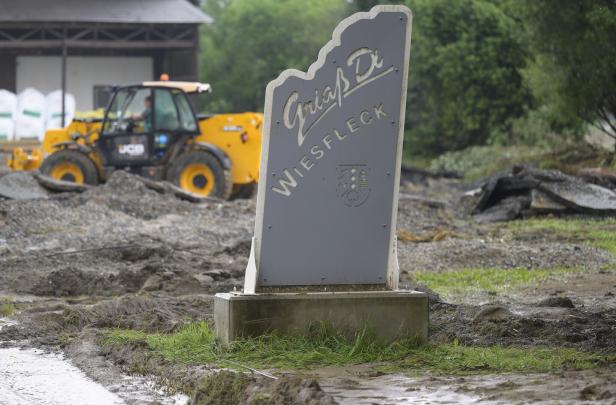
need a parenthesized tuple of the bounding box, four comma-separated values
(336, 164, 370, 207)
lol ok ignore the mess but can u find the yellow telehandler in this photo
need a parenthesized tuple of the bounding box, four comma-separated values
(7, 80, 262, 199)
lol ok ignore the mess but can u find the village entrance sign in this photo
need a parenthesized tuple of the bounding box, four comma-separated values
(215, 5, 428, 343)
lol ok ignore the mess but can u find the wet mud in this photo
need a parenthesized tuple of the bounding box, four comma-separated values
(0, 170, 615, 403)
(318, 367, 616, 404)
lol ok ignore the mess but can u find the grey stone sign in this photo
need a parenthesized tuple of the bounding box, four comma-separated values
(244, 5, 413, 292)
(216, 6, 427, 345)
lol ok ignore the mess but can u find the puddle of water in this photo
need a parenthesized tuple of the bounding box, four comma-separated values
(104, 374, 189, 405)
(321, 374, 479, 404)
(0, 347, 189, 405)
(0, 347, 124, 405)
(320, 369, 616, 405)
(0, 318, 188, 405)
(0, 317, 17, 329)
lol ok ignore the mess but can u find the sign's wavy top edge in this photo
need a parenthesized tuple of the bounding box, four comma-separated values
(264, 5, 413, 96)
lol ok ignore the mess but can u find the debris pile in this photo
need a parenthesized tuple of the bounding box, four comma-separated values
(0, 171, 49, 200)
(472, 166, 616, 222)
(0, 169, 254, 298)
(71, 170, 197, 220)
(0, 170, 219, 204)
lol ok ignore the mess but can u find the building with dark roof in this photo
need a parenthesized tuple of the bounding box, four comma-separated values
(0, 0, 211, 110)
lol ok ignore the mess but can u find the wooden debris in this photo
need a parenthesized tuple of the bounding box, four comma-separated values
(397, 229, 457, 243)
(34, 172, 91, 193)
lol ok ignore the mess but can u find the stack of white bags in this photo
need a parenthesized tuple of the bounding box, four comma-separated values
(16, 88, 46, 140)
(45, 90, 76, 131)
(0, 88, 75, 141)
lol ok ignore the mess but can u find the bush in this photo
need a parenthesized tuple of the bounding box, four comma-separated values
(429, 144, 547, 179)
(404, 0, 531, 155)
(489, 108, 582, 148)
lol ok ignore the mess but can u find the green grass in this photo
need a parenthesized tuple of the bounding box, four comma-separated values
(504, 217, 616, 255)
(0, 299, 15, 317)
(409, 217, 616, 301)
(103, 321, 607, 375)
(411, 267, 582, 299)
(379, 344, 607, 374)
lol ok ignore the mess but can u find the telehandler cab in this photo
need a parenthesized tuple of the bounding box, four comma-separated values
(8, 80, 263, 199)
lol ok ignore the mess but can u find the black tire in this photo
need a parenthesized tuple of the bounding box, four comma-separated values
(167, 150, 232, 199)
(230, 182, 257, 200)
(40, 149, 99, 185)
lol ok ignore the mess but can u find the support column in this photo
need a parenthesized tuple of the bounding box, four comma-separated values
(61, 29, 67, 127)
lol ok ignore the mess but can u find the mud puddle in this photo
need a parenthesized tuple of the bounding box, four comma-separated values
(0, 318, 188, 405)
(321, 373, 477, 404)
(320, 368, 616, 404)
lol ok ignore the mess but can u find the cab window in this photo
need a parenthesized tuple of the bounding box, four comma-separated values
(172, 90, 198, 132)
(103, 88, 152, 134)
(154, 89, 180, 131)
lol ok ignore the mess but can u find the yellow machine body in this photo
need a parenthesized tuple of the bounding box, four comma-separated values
(7, 113, 263, 186)
(195, 113, 262, 185)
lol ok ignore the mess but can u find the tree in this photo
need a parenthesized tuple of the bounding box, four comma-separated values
(199, 0, 348, 113)
(199, 0, 532, 156)
(521, 0, 616, 140)
(404, 0, 530, 154)
(350, 0, 392, 12)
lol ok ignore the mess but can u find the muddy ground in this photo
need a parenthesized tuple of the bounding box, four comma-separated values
(0, 169, 615, 404)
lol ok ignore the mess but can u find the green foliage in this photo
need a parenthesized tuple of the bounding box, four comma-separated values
(428, 141, 613, 179)
(0, 299, 15, 317)
(349, 0, 388, 12)
(199, 0, 348, 112)
(429, 144, 547, 180)
(198, 0, 613, 155)
(520, 0, 616, 139)
(104, 322, 605, 374)
(521, 55, 586, 136)
(404, 0, 530, 154)
(105, 321, 422, 369)
(488, 106, 581, 147)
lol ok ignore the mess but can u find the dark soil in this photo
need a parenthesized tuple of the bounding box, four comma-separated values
(190, 371, 337, 405)
(430, 301, 616, 352)
(1, 169, 615, 404)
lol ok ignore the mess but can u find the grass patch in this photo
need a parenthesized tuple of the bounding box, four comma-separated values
(380, 344, 607, 375)
(104, 323, 420, 370)
(504, 217, 616, 255)
(103, 322, 606, 375)
(411, 267, 582, 299)
(0, 299, 15, 316)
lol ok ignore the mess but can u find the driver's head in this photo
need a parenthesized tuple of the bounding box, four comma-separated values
(145, 95, 152, 108)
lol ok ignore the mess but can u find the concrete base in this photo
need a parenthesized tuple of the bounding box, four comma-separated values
(214, 290, 428, 344)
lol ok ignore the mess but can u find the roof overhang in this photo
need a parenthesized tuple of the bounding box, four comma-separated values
(0, 0, 213, 24)
(0, 24, 199, 50)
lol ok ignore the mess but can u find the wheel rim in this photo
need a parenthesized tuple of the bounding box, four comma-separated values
(49, 162, 84, 184)
(179, 163, 215, 196)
